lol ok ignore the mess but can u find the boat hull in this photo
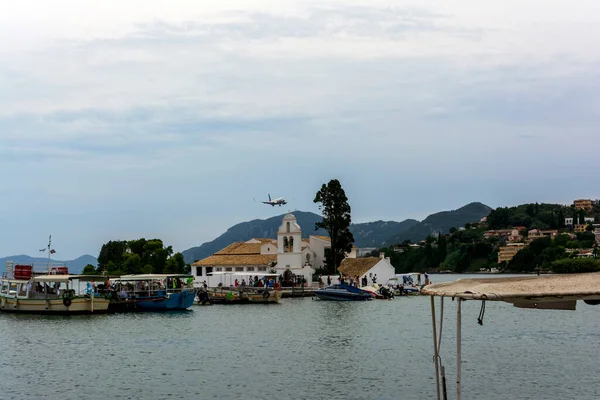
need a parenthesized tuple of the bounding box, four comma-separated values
(206, 289, 282, 304)
(135, 290, 195, 310)
(314, 290, 373, 301)
(0, 295, 110, 315)
(110, 290, 196, 312)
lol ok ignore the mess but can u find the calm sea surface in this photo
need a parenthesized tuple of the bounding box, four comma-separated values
(1, 274, 599, 400)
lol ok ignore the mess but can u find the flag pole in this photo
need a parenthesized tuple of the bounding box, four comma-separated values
(47, 235, 51, 274)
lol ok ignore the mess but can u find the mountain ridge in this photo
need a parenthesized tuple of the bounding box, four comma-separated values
(182, 202, 491, 263)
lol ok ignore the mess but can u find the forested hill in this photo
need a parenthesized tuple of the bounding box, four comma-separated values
(387, 202, 492, 244)
(487, 202, 600, 229)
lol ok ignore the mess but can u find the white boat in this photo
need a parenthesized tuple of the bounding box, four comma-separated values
(385, 273, 426, 295)
(0, 266, 110, 315)
(422, 273, 600, 400)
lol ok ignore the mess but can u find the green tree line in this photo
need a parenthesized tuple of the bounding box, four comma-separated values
(82, 238, 188, 275)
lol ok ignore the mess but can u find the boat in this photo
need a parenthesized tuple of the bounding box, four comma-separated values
(0, 263, 110, 315)
(201, 287, 283, 305)
(384, 273, 426, 296)
(108, 274, 196, 311)
(314, 283, 375, 301)
(358, 283, 394, 299)
(197, 271, 283, 305)
(421, 273, 600, 400)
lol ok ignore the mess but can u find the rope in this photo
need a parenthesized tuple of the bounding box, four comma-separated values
(438, 297, 444, 351)
(477, 299, 486, 325)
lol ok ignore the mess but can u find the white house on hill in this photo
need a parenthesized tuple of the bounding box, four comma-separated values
(192, 213, 357, 287)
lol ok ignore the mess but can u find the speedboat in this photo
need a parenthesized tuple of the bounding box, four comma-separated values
(314, 283, 375, 301)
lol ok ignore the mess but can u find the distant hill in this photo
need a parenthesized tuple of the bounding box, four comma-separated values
(350, 219, 419, 247)
(0, 255, 97, 274)
(387, 202, 492, 244)
(182, 210, 438, 263)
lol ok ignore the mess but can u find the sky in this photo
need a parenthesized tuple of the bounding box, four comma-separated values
(1, 0, 599, 259)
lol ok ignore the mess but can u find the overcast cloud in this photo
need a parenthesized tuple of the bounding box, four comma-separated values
(1, 0, 599, 259)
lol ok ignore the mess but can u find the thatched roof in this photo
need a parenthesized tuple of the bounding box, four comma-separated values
(421, 273, 600, 310)
(338, 257, 380, 277)
(192, 254, 276, 266)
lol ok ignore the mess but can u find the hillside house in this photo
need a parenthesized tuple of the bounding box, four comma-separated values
(574, 199, 593, 211)
(498, 243, 525, 263)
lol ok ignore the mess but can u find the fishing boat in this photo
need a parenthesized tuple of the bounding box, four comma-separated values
(109, 274, 196, 312)
(198, 271, 283, 305)
(314, 283, 375, 301)
(421, 273, 600, 400)
(0, 263, 110, 315)
(202, 287, 283, 305)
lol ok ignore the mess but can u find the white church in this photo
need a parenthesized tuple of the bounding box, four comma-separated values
(192, 213, 365, 287)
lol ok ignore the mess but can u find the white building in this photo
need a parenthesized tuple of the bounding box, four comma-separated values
(565, 217, 574, 226)
(191, 213, 356, 287)
(567, 217, 596, 226)
(334, 253, 396, 286)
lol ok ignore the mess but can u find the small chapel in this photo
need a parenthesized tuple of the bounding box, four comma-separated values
(192, 213, 357, 287)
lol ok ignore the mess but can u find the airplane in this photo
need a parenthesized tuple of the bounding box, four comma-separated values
(260, 193, 287, 207)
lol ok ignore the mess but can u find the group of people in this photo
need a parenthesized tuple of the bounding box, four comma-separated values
(233, 276, 275, 288)
(318, 274, 379, 288)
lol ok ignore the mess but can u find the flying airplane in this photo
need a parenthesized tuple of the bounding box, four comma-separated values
(259, 193, 287, 207)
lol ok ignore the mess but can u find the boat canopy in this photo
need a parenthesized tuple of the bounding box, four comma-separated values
(394, 272, 421, 277)
(32, 274, 109, 282)
(208, 271, 279, 277)
(114, 274, 193, 281)
(421, 272, 600, 310)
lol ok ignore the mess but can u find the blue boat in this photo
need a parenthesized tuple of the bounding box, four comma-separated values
(109, 274, 195, 312)
(314, 283, 375, 301)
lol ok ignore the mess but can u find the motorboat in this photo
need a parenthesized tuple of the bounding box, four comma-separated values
(314, 283, 375, 301)
(385, 273, 426, 296)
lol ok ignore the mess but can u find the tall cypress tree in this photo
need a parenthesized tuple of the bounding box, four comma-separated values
(314, 179, 355, 274)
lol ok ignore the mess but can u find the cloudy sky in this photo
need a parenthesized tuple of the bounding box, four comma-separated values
(1, 0, 599, 259)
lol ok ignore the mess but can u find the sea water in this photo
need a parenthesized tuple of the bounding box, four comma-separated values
(0, 274, 598, 400)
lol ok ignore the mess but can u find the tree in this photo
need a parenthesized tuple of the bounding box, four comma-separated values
(164, 252, 186, 274)
(82, 264, 97, 275)
(314, 179, 355, 273)
(557, 209, 565, 228)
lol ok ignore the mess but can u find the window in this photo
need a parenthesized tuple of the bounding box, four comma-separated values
(247, 267, 255, 272)
(225, 267, 232, 272)
(283, 237, 289, 252)
(215, 267, 222, 272)
(235, 267, 243, 272)
(196, 267, 202, 276)
(258, 267, 267, 272)
(289, 236, 294, 251)
(286, 221, 290, 232)
(369, 272, 373, 277)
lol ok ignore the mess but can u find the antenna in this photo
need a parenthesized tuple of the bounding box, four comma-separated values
(46, 235, 51, 274)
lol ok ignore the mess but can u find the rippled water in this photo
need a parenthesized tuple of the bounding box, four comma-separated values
(1, 274, 599, 399)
